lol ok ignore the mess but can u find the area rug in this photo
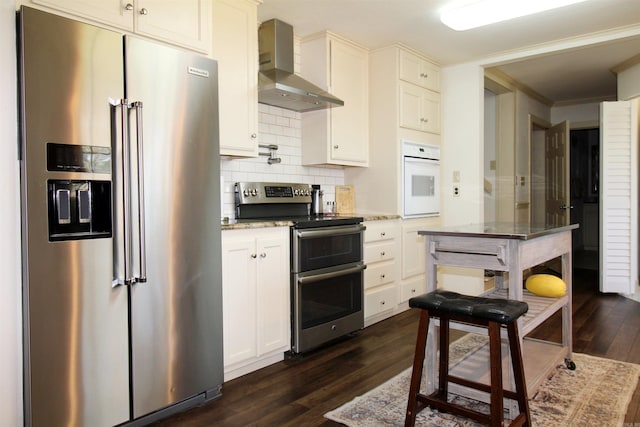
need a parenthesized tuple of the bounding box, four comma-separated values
(325, 334, 640, 427)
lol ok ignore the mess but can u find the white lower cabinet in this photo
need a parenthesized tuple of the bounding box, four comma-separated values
(221, 227, 290, 381)
(363, 219, 401, 325)
(399, 217, 440, 305)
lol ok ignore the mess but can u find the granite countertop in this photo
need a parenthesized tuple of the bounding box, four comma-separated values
(418, 221, 579, 240)
(221, 213, 401, 230)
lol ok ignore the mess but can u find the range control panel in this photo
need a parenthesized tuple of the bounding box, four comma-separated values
(235, 182, 312, 205)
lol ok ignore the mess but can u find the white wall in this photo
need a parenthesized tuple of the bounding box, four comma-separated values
(551, 102, 600, 126)
(484, 90, 496, 222)
(440, 63, 485, 295)
(618, 62, 640, 101)
(0, 1, 23, 426)
(220, 104, 345, 219)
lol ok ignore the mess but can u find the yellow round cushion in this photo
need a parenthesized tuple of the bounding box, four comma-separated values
(525, 274, 566, 298)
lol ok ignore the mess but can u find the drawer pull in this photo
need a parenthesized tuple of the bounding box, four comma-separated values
(380, 232, 386, 237)
(380, 251, 386, 256)
(381, 300, 386, 305)
(380, 274, 386, 279)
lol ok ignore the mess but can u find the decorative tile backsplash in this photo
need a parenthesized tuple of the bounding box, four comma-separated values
(220, 103, 345, 219)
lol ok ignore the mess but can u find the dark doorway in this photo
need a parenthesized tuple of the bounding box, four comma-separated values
(570, 128, 599, 270)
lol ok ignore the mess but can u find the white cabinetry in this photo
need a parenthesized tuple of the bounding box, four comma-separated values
(344, 44, 440, 216)
(363, 219, 401, 325)
(221, 227, 289, 381)
(300, 32, 369, 166)
(399, 81, 441, 134)
(31, 0, 211, 53)
(213, 0, 260, 157)
(399, 217, 441, 306)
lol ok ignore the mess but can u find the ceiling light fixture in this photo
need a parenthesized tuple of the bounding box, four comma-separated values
(440, 0, 589, 31)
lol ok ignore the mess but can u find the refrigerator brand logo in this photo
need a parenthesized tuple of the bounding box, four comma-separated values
(188, 66, 209, 78)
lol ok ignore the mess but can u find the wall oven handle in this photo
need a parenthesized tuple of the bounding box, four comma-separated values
(297, 263, 366, 285)
(295, 223, 366, 239)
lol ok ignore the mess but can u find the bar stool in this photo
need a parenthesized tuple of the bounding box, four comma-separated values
(405, 289, 531, 427)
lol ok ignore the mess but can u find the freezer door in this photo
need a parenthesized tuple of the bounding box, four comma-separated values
(124, 37, 223, 418)
(19, 7, 129, 427)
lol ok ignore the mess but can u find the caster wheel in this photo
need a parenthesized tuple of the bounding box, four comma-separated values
(565, 359, 576, 370)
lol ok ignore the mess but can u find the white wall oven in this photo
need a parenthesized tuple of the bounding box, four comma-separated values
(402, 140, 440, 218)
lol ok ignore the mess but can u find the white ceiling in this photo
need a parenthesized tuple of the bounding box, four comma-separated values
(257, 0, 640, 104)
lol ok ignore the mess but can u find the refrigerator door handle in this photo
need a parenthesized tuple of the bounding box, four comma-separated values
(111, 98, 135, 287)
(131, 100, 147, 283)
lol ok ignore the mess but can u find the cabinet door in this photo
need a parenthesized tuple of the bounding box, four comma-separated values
(399, 49, 440, 92)
(399, 81, 440, 134)
(422, 89, 441, 134)
(213, 0, 259, 157)
(32, 0, 133, 30)
(256, 236, 290, 355)
(136, 0, 211, 52)
(329, 38, 369, 165)
(402, 224, 427, 279)
(222, 236, 257, 366)
(399, 81, 424, 131)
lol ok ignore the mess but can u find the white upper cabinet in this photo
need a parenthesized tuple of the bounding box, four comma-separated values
(213, 0, 260, 157)
(399, 81, 441, 134)
(399, 49, 440, 92)
(32, 0, 212, 53)
(301, 32, 369, 167)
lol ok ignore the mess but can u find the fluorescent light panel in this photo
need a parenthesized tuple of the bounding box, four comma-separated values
(440, 0, 589, 31)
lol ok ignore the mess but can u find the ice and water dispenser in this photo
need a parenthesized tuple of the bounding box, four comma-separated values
(46, 143, 112, 241)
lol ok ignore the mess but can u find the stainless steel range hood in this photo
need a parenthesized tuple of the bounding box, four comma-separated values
(258, 19, 344, 112)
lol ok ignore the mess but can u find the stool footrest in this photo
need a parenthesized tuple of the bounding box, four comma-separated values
(417, 392, 492, 425)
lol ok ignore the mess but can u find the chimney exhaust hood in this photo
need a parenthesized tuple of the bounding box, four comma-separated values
(258, 19, 344, 112)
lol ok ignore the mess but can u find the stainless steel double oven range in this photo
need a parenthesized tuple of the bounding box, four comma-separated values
(235, 182, 365, 354)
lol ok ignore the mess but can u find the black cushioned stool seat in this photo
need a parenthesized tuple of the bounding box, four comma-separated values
(405, 289, 531, 427)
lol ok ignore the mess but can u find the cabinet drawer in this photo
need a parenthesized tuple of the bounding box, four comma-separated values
(364, 221, 399, 243)
(364, 261, 396, 289)
(400, 276, 427, 303)
(365, 286, 397, 318)
(364, 241, 397, 264)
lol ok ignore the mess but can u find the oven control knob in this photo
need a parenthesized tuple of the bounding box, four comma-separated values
(250, 188, 258, 196)
(243, 189, 249, 197)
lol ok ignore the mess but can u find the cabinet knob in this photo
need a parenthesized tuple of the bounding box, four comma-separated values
(260, 252, 267, 258)
(380, 251, 385, 256)
(380, 274, 385, 279)
(381, 300, 386, 305)
(124, 3, 134, 11)
(420, 72, 428, 78)
(251, 133, 257, 139)
(139, 7, 148, 15)
(420, 118, 429, 123)
(411, 288, 416, 293)
(250, 253, 257, 259)
(333, 145, 339, 149)
(380, 232, 386, 237)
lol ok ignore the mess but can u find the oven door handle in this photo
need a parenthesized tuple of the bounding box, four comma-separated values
(295, 224, 366, 239)
(297, 264, 366, 284)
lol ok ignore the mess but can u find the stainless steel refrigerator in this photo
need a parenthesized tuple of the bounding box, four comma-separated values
(19, 7, 223, 426)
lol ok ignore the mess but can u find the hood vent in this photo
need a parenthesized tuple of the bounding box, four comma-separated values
(258, 19, 344, 112)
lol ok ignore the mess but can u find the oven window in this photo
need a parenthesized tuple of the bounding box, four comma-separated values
(299, 270, 362, 329)
(412, 175, 435, 197)
(297, 232, 362, 272)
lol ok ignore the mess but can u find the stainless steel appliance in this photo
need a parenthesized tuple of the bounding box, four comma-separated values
(402, 140, 441, 218)
(19, 7, 223, 427)
(234, 182, 365, 353)
(258, 19, 344, 112)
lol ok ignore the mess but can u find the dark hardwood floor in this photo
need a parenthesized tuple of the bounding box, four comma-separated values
(152, 267, 640, 426)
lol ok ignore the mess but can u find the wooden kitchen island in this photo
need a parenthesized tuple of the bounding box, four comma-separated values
(419, 222, 579, 409)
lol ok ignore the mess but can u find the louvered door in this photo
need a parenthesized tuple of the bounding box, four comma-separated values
(600, 100, 638, 294)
